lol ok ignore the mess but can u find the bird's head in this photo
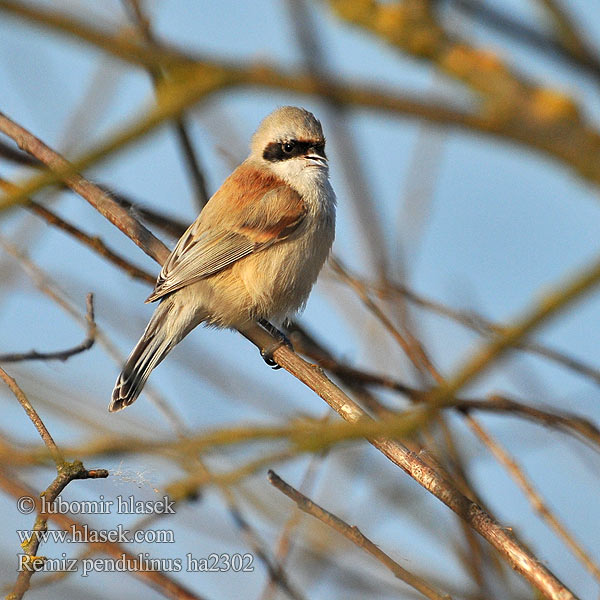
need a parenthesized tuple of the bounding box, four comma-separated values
(251, 106, 328, 183)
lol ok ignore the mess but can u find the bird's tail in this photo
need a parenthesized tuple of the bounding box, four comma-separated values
(110, 298, 197, 412)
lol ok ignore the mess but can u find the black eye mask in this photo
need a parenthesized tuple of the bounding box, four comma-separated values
(263, 140, 326, 162)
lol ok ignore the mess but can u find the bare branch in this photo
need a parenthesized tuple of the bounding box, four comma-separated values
(25, 200, 155, 284)
(123, 0, 210, 209)
(0, 293, 97, 362)
(466, 414, 600, 583)
(0, 369, 109, 599)
(3, 0, 600, 193)
(371, 275, 600, 388)
(0, 367, 64, 466)
(447, 0, 600, 79)
(268, 470, 452, 600)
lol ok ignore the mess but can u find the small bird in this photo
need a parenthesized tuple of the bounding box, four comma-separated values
(110, 106, 336, 411)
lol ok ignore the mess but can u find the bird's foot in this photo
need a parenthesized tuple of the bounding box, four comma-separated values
(259, 319, 293, 369)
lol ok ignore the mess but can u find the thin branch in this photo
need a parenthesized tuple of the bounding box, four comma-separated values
(0, 112, 170, 263)
(4, 0, 600, 193)
(0, 236, 186, 433)
(25, 200, 155, 284)
(0, 367, 64, 466)
(534, 0, 600, 65)
(164, 451, 294, 500)
(6, 462, 108, 600)
(372, 276, 600, 388)
(260, 427, 329, 600)
(0, 293, 97, 362)
(0, 144, 187, 240)
(268, 470, 453, 600)
(123, 0, 210, 209)
(293, 316, 600, 452)
(181, 456, 307, 600)
(331, 253, 600, 412)
(445, 0, 600, 79)
(458, 396, 600, 448)
(465, 414, 600, 583)
(330, 257, 443, 384)
(0, 369, 109, 599)
(328, 252, 600, 589)
(426, 251, 600, 411)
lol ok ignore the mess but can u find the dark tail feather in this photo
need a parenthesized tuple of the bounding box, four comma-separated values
(110, 296, 204, 412)
(110, 301, 178, 412)
(110, 331, 174, 412)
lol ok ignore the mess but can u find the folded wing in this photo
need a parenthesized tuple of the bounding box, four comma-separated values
(146, 173, 306, 303)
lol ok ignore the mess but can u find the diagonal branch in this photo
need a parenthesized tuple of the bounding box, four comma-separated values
(0, 293, 97, 363)
(0, 368, 109, 599)
(466, 414, 600, 583)
(268, 470, 453, 600)
(123, 0, 210, 209)
(3, 0, 600, 191)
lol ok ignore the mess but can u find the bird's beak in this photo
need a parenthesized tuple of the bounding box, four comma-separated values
(305, 146, 328, 166)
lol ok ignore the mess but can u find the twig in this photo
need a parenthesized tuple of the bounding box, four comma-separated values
(268, 470, 452, 600)
(371, 275, 600, 388)
(260, 427, 329, 600)
(295, 320, 600, 449)
(329, 254, 599, 593)
(446, 0, 600, 79)
(123, 0, 210, 209)
(458, 396, 600, 448)
(0, 145, 187, 240)
(465, 414, 600, 583)
(426, 251, 600, 412)
(330, 257, 442, 384)
(0, 293, 97, 362)
(183, 457, 307, 600)
(0, 367, 63, 466)
(5, 0, 600, 193)
(0, 236, 186, 433)
(6, 462, 108, 600)
(165, 451, 294, 501)
(332, 250, 600, 413)
(534, 0, 600, 65)
(307, 269, 504, 591)
(25, 200, 155, 284)
(0, 368, 109, 600)
(0, 112, 170, 263)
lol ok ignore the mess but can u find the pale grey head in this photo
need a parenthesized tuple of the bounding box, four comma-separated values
(250, 106, 327, 172)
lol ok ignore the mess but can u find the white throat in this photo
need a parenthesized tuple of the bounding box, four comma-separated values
(268, 158, 331, 200)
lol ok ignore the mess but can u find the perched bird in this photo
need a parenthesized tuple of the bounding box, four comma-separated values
(110, 106, 336, 411)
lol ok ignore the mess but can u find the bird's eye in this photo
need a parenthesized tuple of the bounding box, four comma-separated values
(282, 141, 295, 154)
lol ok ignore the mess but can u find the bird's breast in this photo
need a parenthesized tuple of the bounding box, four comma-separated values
(235, 186, 335, 321)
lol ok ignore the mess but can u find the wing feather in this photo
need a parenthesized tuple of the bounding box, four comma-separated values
(146, 166, 306, 303)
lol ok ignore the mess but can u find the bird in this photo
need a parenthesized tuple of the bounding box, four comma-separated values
(110, 106, 336, 412)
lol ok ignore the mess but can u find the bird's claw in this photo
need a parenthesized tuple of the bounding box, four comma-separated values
(260, 335, 293, 369)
